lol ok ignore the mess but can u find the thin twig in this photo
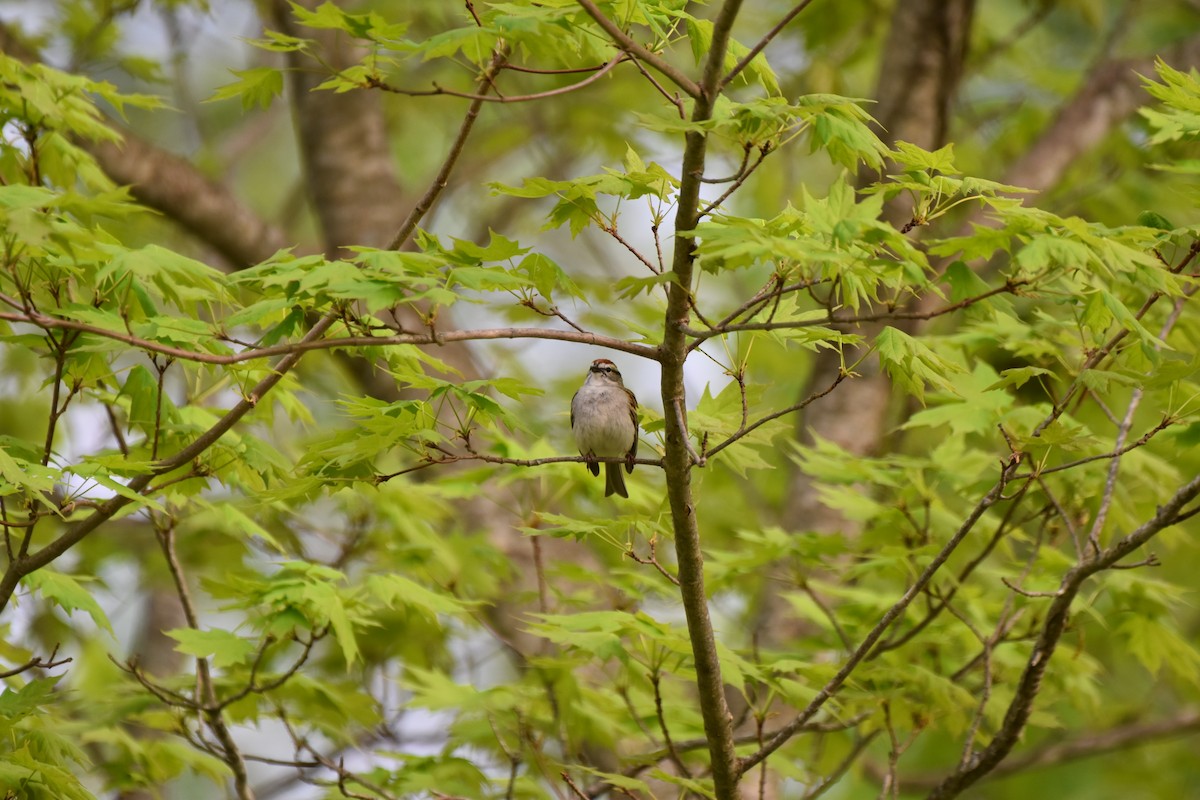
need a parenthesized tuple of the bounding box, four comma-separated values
(1085, 292, 1190, 550)
(683, 280, 1025, 342)
(387, 46, 509, 250)
(719, 0, 819, 90)
(802, 731, 879, 800)
(0, 644, 71, 678)
(699, 144, 772, 218)
(367, 52, 622, 104)
(574, 0, 703, 99)
(0, 307, 661, 364)
(627, 53, 687, 118)
(800, 581, 853, 652)
(377, 452, 661, 483)
(626, 537, 681, 586)
(158, 522, 255, 800)
(651, 670, 692, 778)
(1016, 416, 1175, 480)
(706, 369, 847, 459)
(1036, 475, 1084, 560)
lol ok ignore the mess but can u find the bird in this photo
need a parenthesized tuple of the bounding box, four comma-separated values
(570, 358, 639, 497)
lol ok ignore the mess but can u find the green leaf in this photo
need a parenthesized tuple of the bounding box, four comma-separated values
(166, 628, 257, 669)
(305, 581, 359, 667)
(208, 67, 284, 110)
(1117, 615, 1200, 682)
(65, 464, 167, 514)
(0, 184, 58, 209)
(1136, 210, 1175, 230)
(0, 445, 59, 497)
(0, 677, 60, 720)
(984, 366, 1056, 392)
(891, 141, 957, 173)
(23, 570, 114, 634)
(365, 574, 476, 620)
(875, 326, 962, 403)
(943, 261, 993, 303)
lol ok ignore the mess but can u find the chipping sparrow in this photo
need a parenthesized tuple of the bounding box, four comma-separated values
(571, 358, 639, 498)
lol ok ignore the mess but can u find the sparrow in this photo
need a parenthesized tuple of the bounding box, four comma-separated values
(570, 358, 639, 498)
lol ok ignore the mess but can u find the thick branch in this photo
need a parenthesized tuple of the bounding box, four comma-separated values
(885, 711, 1200, 790)
(987, 711, 1200, 779)
(652, 0, 746, 795)
(271, 0, 405, 254)
(1002, 35, 1200, 193)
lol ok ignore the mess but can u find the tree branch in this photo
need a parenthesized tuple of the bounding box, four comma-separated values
(387, 46, 511, 250)
(718, 0, 818, 91)
(367, 52, 622, 107)
(574, 0, 703, 100)
(739, 454, 1020, 776)
(926, 472, 1200, 799)
(683, 280, 1024, 342)
(0, 313, 338, 615)
(1002, 35, 1200, 194)
(0, 306, 660, 364)
(655, 0, 747, 794)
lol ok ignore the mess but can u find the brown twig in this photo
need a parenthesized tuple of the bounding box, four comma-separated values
(651, 670, 692, 778)
(388, 46, 510, 250)
(706, 368, 847, 459)
(0, 306, 660, 364)
(625, 537, 680, 586)
(157, 521, 254, 800)
(682, 280, 1025, 342)
(574, 0, 703, 100)
(368, 53, 623, 105)
(720, 0, 819, 91)
(0, 644, 71, 678)
(699, 144, 772, 218)
(1085, 291, 1191, 550)
(802, 732, 880, 800)
(376, 452, 661, 483)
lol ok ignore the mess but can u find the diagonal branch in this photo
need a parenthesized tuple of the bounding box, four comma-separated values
(1002, 35, 1200, 194)
(926, 472, 1200, 799)
(388, 45, 510, 250)
(718, 0, 818, 91)
(739, 454, 1020, 777)
(0, 313, 338, 616)
(575, 0, 703, 100)
(881, 710, 1200, 791)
